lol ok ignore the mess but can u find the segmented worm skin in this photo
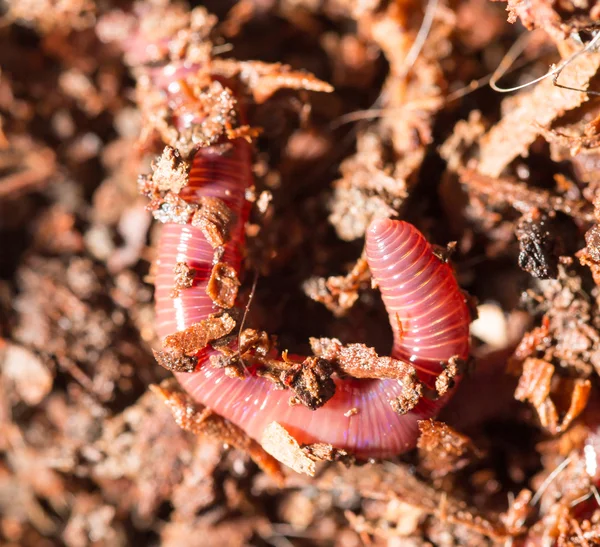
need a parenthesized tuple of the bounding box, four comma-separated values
(155, 140, 251, 339)
(156, 151, 471, 460)
(367, 220, 471, 377)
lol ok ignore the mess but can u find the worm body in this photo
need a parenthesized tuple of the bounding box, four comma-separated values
(366, 219, 471, 375)
(155, 140, 251, 338)
(156, 162, 470, 457)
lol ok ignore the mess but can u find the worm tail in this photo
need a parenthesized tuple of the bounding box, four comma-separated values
(366, 219, 471, 373)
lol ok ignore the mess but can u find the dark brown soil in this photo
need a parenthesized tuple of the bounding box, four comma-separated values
(4, 0, 600, 545)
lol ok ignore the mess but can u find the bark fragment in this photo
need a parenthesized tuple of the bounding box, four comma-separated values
(171, 261, 196, 298)
(153, 349, 197, 373)
(281, 357, 336, 410)
(206, 262, 240, 309)
(163, 313, 236, 356)
(151, 381, 284, 485)
(191, 197, 235, 248)
(303, 256, 371, 316)
(210, 59, 334, 103)
(458, 169, 595, 223)
(302, 442, 354, 466)
(417, 419, 482, 477)
(149, 146, 190, 194)
(476, 50, 600, 177)
(261, 422, 317, 477)
(515, 358, 591, 433)
(310, 337, 418, 381)
(435, 356, 464, 397)
(310, 337, 424, 413)
(515, 210, 561, 279)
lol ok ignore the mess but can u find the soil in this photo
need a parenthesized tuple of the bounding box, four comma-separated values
(4, 0, 600, 545)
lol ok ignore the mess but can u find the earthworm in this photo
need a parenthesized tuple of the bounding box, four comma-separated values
(155, 158, 471, 458)
(136, 22, 471, 457)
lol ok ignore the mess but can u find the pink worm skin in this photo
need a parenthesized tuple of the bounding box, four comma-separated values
(155, 144, 470, 458)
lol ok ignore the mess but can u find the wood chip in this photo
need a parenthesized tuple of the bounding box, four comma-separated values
(310, 337, 417, 381)
(163, 313, 236, 356)
(191, 196, 235, 248)
(153, 349, 197, 373)
(261, 422, 317, 476)
(515, 358, 591, 433)
(151, 146, 190, 194)
(417, 419, 482, 477)
(171, 261, 196, 298)
(151, 380, 284, 485)
(280, 357, 336, 410)
(211, 59, 334, 103)
(477, 51, 600, 177)
(206, 262, 240, 308)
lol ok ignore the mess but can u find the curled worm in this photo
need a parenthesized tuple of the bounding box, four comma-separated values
(101, 3, 470, 461)
(154, 139, 471, 457)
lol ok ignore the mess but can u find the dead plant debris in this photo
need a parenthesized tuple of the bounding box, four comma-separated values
(281, 357, 336, 410)
(151, 380, 285, 485)
(6, 0, 600, 545)
(514, 358, 591, 434)
(162, 313, 236, 356)
(206, 262, 240, 309)
(171, 261, 196, 298)
(417, 419, 483, 477)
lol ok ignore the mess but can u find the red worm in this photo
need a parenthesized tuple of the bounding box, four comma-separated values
(155, 140, 251, 336)
(155, 142, 471, 457)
